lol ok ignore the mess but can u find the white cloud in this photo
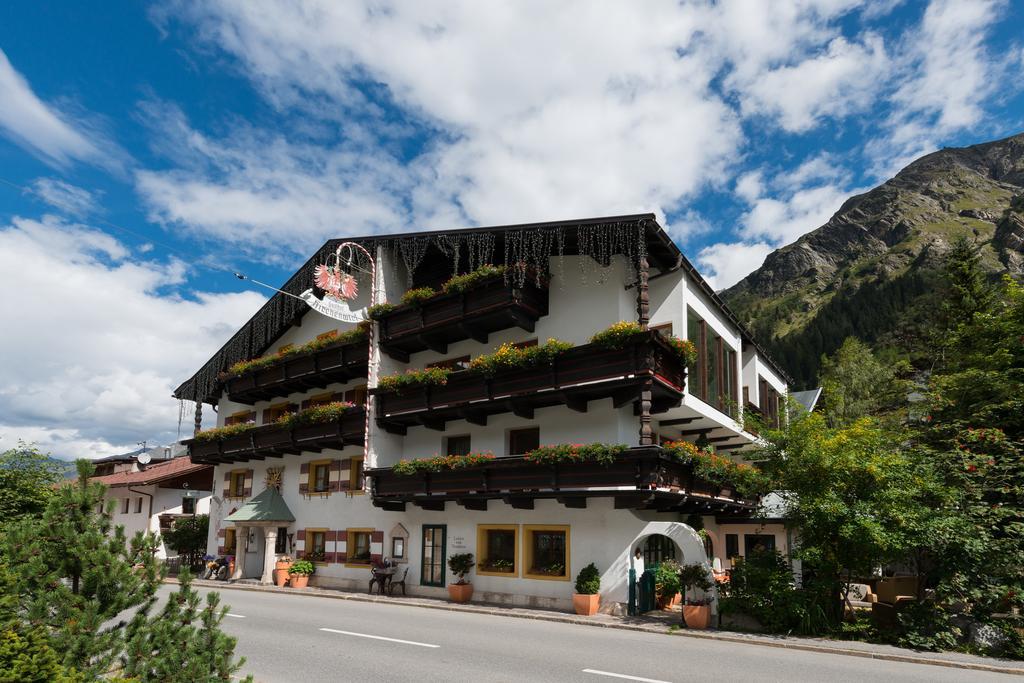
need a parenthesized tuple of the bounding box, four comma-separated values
(0, 49, 112, 169)
(27, 178, 100, 217)
(737, 34, 889, 132)
(0, 215, 265, 459)
(696, 241, 774, 290)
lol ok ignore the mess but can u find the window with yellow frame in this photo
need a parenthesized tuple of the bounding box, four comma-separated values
(306, 528, 328, 563)
(348, 456, 365, 493)
(476, 524, 518, 576)
(524, 525, 570, 580)
(346, 528, 373, 566)
(308, 460, 332, 495)
(228, 470, 247, 498)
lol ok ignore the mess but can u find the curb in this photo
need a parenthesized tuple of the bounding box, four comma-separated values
(169, 578, 1024, 677)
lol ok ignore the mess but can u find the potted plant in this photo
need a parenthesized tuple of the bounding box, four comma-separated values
(573, 563, 601, 616)
(274, 556, 293, 587)
(289, 559, 315, 588)
(447, 553, 475, 603)
(654, 560, 682, 610)
(679, 563, 715, 628)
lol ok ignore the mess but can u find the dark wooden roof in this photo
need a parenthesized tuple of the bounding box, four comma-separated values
(173, 214, 791, 405)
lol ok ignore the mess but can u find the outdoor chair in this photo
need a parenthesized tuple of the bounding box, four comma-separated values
(389, 566, 409, 596)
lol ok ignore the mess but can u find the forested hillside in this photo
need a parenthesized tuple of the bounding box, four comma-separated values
(722, 133, 1024, 387)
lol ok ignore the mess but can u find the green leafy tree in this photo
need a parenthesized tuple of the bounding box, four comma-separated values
(759, 412, 940, 625)
(911, 275, 1024, 652)
(164, 514, 210, 569)
(0, 442, 67, 525)
(0, 460, 250, 680)
(818, 337, 905, 427)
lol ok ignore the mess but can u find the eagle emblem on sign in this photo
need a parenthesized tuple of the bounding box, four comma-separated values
(314, 264, 358, 301)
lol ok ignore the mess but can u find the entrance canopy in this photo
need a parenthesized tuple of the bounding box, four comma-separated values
(225, 488, 295, 524)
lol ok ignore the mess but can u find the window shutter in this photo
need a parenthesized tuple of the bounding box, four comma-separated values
(222, 471, 231, 498)
(299, 462, 309, 494)
(300, 399, 311, 411)
(329, 460, 341, 492)
(243, 469, 253, 497)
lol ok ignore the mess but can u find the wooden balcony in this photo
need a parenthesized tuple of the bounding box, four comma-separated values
(368, 446, 755, 513)
(224, 341, 369, 404)
(185, 408, 366, 465)
(374, 332, 686, 434)
(377, 277, 548, 361)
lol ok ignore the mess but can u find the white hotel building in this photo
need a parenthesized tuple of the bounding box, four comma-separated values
(175, 215, 790, 613)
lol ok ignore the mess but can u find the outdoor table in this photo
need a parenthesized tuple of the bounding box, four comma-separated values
(369, 566, 395, 594)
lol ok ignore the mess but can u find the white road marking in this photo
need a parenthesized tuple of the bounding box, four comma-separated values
(582, 670, 671, 683)
(319, 627, 440, 648)
(225, 613, 246, 618)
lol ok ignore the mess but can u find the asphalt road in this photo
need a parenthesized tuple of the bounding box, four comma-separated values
(172, 585, 1010, 683)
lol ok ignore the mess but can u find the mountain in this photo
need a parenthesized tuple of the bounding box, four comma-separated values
(722, 132, 1024, 388)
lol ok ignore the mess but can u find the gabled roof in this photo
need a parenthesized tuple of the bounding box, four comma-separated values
(791, 388, 823, 413)
(89, 456, 211, 488)
(225, 487, 295, 523)
(173, 213, 793, 405)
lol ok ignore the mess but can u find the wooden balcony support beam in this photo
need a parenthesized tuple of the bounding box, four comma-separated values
(413, 500, 445, 511)
(458, 498, 488, 511)
(556, 496, 587, 509)
(503, 496, 534, 510)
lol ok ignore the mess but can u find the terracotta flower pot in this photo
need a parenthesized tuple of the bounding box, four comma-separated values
(573, 593, 600, 616)
(683, 604, 711, 629)
(275, 560, 293, 586)
(290, 574, 310, 588)
(448, 582, 473, 603)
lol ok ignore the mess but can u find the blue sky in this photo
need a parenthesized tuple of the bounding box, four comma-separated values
(1, 1, 1022, 458)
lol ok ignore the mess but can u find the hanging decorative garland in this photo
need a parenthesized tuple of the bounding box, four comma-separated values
(176, 219, 653, 409)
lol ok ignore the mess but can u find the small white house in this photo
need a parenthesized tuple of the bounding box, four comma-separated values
(91, 455, 214, 559)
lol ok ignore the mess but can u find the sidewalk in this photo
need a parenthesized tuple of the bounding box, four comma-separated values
(173, 577, 1024, 676)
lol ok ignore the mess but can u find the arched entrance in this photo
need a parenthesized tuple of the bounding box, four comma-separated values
(623, 521, 715, 615)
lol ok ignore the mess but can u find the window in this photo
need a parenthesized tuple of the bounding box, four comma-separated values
(224, 410, 256, 427)
(725, 534, 739, 559)
(229, 470, 247, 498)
(346, 529, 373, 565)
(349, 457, 365, 492)
(445, 435, 472, 456)
(421, 525, 446, 587)
(759, 378, 782, 428)
(121, 498, 130, 514)
(524, 525, 570, 580)
(744, 534, 776, 556)
(477, 525, 518, 576)
(263, 402, 296, 424)
(224, 528, 237, 553)
(275, 527, 288, 554)
(134, 497, 143, 514)
(308, 460, 331, 494)
(343, 384, 368, 406)
(427, 355, 471, 371)
(643, 535, 677, 566)
(182, 497, 196, 514)
(307, 529, 327, 563)
(508, 427, 539, 456)
(686, 310, 739, 417)
(391, 537, 405, 560)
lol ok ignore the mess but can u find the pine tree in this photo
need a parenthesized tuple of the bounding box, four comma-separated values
(121, 570, 249, 682)
(0, 460, 250, 680)
(941, 236, 994, 330)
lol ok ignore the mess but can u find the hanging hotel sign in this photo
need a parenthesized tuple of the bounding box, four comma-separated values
(299, 288, 366, 323)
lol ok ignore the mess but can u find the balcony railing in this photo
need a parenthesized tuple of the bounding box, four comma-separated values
(367, 446, 755, 514)
(377, 276, 548, 361)
(185, 408, 366, 464)
(223, 341, 369, 404)
(373, 332, 685, 434)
